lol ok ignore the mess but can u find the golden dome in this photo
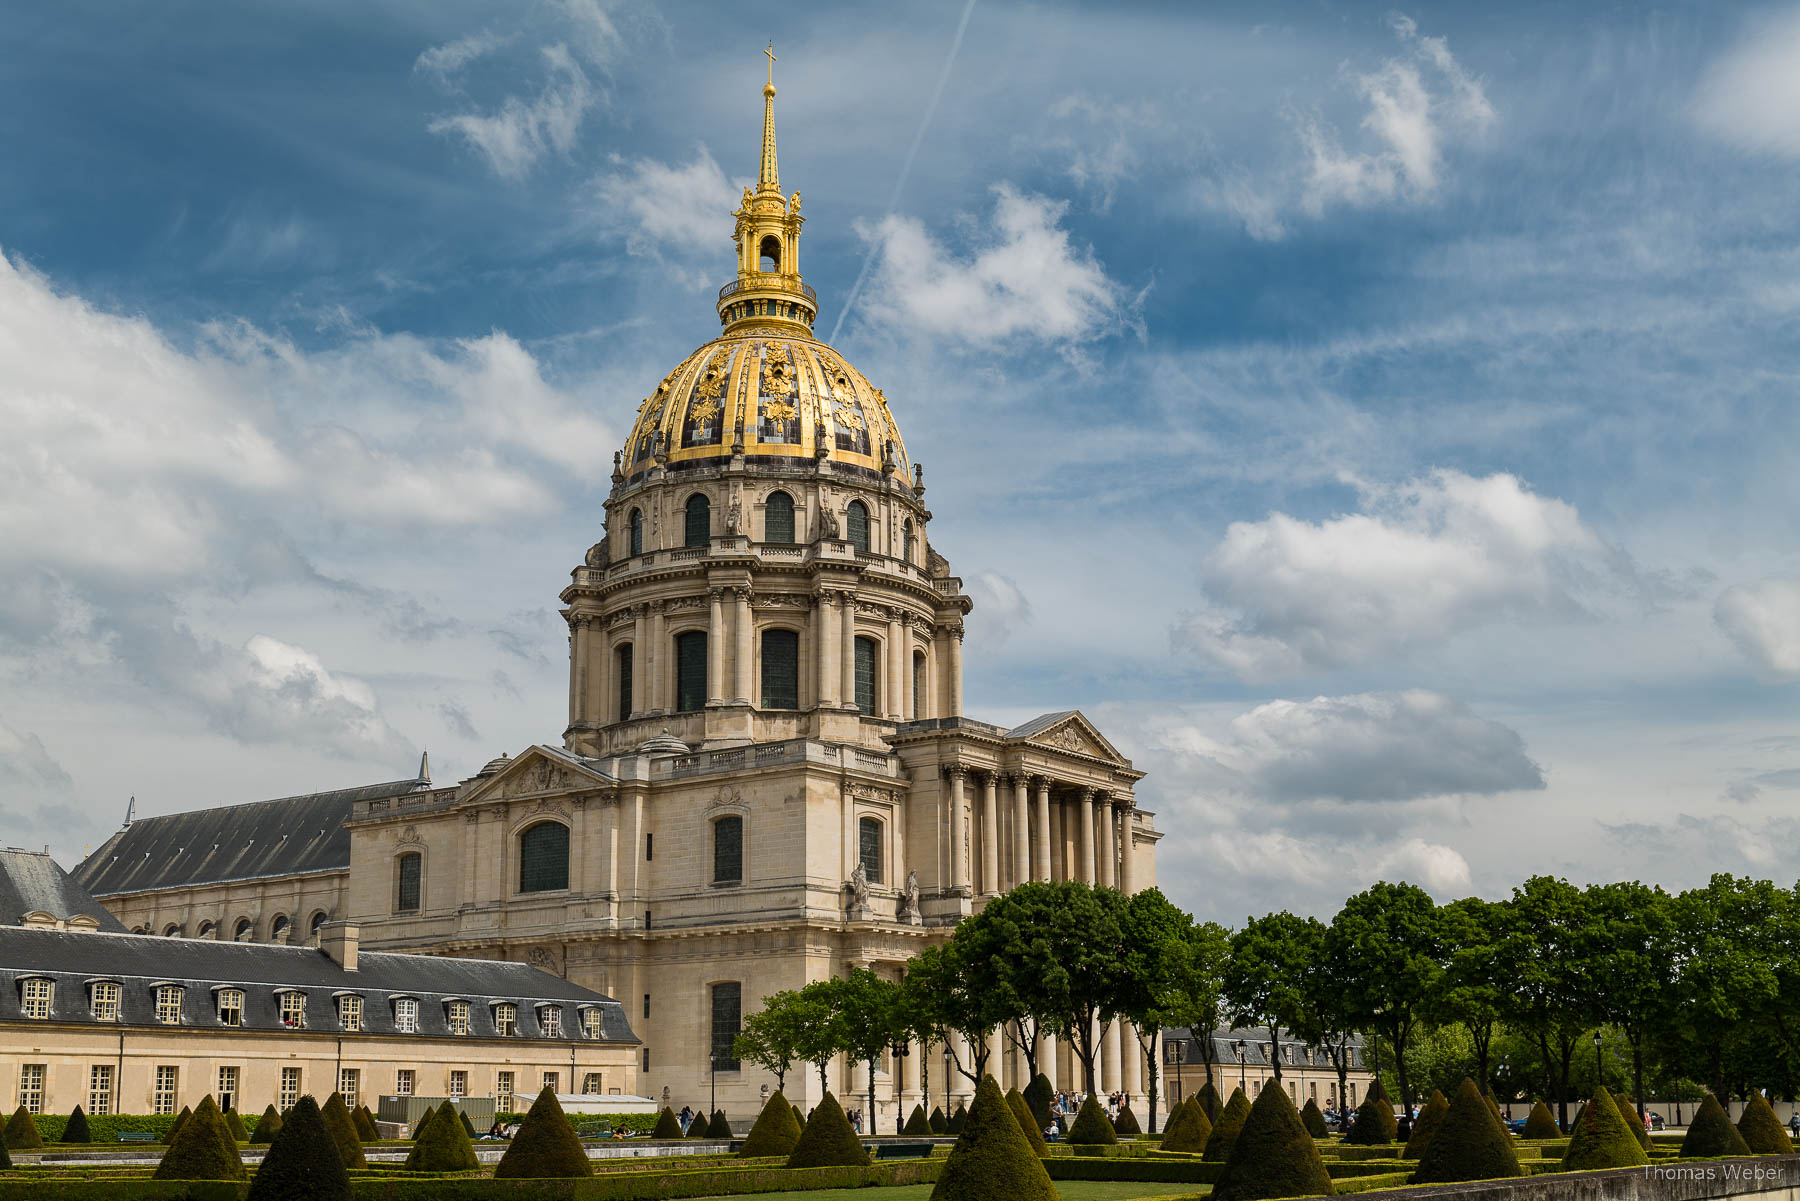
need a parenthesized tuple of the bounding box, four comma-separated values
(618, 332, 909, 484)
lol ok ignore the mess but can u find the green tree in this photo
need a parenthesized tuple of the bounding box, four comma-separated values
(835, 968, 905, 1130)
(786, 978, 849, 1095)
(1492, 877, 1596, 1128)
(954, 888, 1058, 1082)
(1178, 920, 1233, 1093)
(905, 942, 997, 1086)
(735, 989, 806, 1091)
(1116, 887, 1194, 1132)
(1431, 897, 1505, 1094)
(1585, 880, 1676, 1128)
(1666, 876, 1784, 1100)
(1225, 910, 1325, 1083)
(1325, 881, 1443, 1107)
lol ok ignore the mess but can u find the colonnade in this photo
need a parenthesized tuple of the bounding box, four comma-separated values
(941, 767, 1135, 896)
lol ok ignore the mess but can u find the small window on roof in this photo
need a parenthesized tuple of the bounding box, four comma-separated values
(538, 1004, 563, 1038)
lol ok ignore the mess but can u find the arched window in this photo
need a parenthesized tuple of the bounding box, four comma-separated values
(765, 491, 794, 543)
(162, 924, 181, 938)
(859, 817, 884, 885)
(903, 519, 915, 563)
(629, 509, 643, 556)
(845, 501, 869, 554)
(760, 628, 799, 710)
(713, 816, 743, 884)
(758, 235, 781, 272)
(196, 920, 215, 939)
(912, 651, 926, 721)
(616, 644, 634, 721)
(310, 911, 329, 939)
(854, 636, 878, 715)
(518, 822, 570, 893)
(269, 915, 290, 943)
(396, 852, 422, 912)
(675, 630, 708, 712)
(711, 982, 742, 1071)
(684, 494, 710, 548)
(233, 918, 254, 942)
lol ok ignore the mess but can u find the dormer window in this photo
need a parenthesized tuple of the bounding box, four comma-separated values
(537, 1004, 563, 1038)
(278, 991, 306, 1029)
(581, 1007, 603, 1040)
(21, 977, 53, 1019)
(393, 997, 419, 1034)
(89, 981, 120, 1022)
(154, 985, 183, 1025)
(217, 989, 244, 1028)
(494, 1002, 517, 1037)
(446, 1000, 470, 1036)
(338, 995, 362, 1031)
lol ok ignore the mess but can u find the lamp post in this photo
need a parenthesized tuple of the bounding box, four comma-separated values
(710, 1049, 718, 1122)
(1499, 1059, 1511, 1119)
(1593, 1031, 1603, 1086)
(1233, 1039, 1246, 1091)
(1170, 1037, 1186, 1111)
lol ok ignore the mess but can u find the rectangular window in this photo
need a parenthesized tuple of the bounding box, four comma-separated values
(540, 1006, 563, 1037)
(760, 628, 799, 709)
(641, 1048, 650, 1072)
(394, 997, 418, 1034)
(218, 989, 244, 1027)
(582, 1072, 601, 1095)
(155, 985, 182, 1025)
(859, 818, 883, 885)
(616, 645, 633, 722)
(88, 1065, 113, 1116)
(396, 1069, 415, 1096)
(447, 1000, 470, 1036)
(21, 978, 53, 1019)
(448, 1070, 466, 1098)
(494, 1003, 517, 1037)
(712, 816, 743, 884)
(853, 636, 877, 715)
(643, 993, 650, 1020)
(645, 832, 653, 860)
(18, 1064, 44, 1113)
(338, 1068, 360, 1108)
(279, 1067, 301, 1109)
(90, 981, 120, 1022)
(581, 1008, 602, 1040)
(675, 630, 707, 712)
(496, 1071, 514, 1111)
(711, 982, 742, 1072)
(396, 853, 422, 912)
(1310, 1082, 1318, 1102)
(218, 1066, 239, 1112)
(153, 1066, 178, 1115)
(912, 654, 925, 720)
(1349, 1083, 1358, 1107)
(279, 991, 305, 1029)
(542, 1071, 559, 1094)
(337, 995, 361, 1031)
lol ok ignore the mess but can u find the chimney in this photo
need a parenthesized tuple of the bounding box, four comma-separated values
(319, 921, 359, 972)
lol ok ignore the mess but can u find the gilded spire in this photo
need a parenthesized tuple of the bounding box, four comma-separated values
(759, 42, 779, 193)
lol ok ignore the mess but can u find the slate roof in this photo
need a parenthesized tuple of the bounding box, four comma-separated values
(0, 849, 128, 932)
(0, 926, 637, 1044)
(1004, 711, 1080, 741)
(74, 778, 431, 897)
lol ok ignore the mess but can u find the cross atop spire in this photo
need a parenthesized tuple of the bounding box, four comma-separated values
(765, 41, 777, 85)
(758, 43, 779, 193)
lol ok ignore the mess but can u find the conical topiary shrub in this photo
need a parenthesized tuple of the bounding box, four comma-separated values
(740, 1090, 804, 1159)
(1300, 1097, 1329, 1138)
(707, 1109, 731, 1138)
(947, 1103, 968, 1134)
(1067, 1093, 1117, 1145)
(1738, 1093, 1793, 1155)
(318, 1093, 366, 1170)
(1213, 1074, 1336, 1201)
(651, 1107, 684, 1139)
(160, 1106, 191, 1147)
(1204, 1088, 1252, 1161)
(1161, 1097, 1213, 1153)
(1197, 1080, 1224, 1122)
(63, 1104, 92, 1144)
(1025, 1074, 1053, 1129)
(904, 1104, 932, 1136)
(409, 1104, 434, 1140)
(1522, 1101, 1559, 1140)
(250, 1104, 282, 1144)
(1562, 1086, 1649, 1170)
(929, 1105, 948, 1134)
(688, 1110, 713, 1138)
(153, 1095, 245, 1182)
(404, 1101, 479, 1172)
(459, 1110, 476, 1139)
(793, 1105, 805, 1130)
(495, 1087, 593, 1179)
(225, 1108, 248, 1143)
(786, 1092, 869, 1168)
(246, 1095, 349, 1201)
(1115, 1101, 1141, 1135)
(1006, 1087, 1049, 1155)
(1413, 1078, 1522, 1184)
(0, 1138, 9, 1170)
(1403, 1090, 1450, 1160)
(931, 1074, 1057, 1201)
(1344, 1083, 1398, 1145)
(352, 1105, 379, 1143)
(1682, 1093, 1751, 1158)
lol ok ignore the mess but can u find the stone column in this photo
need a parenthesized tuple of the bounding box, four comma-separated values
(815, 593, 837, 706)
(841, 596, 859, 710)
(1098, 794, 1116, 889)
(648, 601, 667, 713)
(950, 1031, 972, 1104)
(569, 617, 587, 726)
(886, 608, 904, 719)
(1038, 1030, 1057, 1090)
(734, 587, 753, 704)
(1104, 1022, 1122, 1096)
(980, 773, 999, 896)
(1118, 802, 1135, 895)
(1049, 795, 1065, 882)
(631, 606, 648, 716)
(900, 620, 914, 720)
(947, 766, 969, 891)
(1033, 778, 1052, 882)
(986, 1028, 1005, 1090)
(947, 625, 964, 716)
(1012, 775, 1030, 891)
(707, 589, 725, 705)
(901, 1037, 920, 1106)
(1122, 1021, 1142, 1101)
(1077, 789, 1095, 883)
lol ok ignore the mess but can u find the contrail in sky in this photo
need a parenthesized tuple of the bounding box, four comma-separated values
(827, 0, 977, 346)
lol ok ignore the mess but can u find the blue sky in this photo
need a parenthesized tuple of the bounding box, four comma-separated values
(2, 0, 1797, 922)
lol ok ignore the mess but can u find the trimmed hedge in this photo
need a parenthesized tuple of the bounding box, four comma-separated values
(1411, 1077, 1521, 1185)
(1562, 1086, 1648, 1170)
(320, 1094, 367, 1170)
(705, 1111, 730, 1139)
(250, 1106, 282, 1145)
(246, 1094, 349, 1201)
(1740, 1092, 1794, 1154)
(1681, 1093, 1750, 1159)
(154, 1095, 244, 1183)
(1343, 1082, 1397, 1146)
(1197, 1080, 1223, 1122)
(1024, 1074, 1053, 1130)
(225, 1110, 249, 1144)
(1005, 1087, 1049, 1156)
(903, 1105, 932, 1137)
(1403, 1089, 1449, 1160)
(685, 1113, 711, 1140)
(1301, 1097, 1329, 1139)
(931, 1073, 1056, 1201)
(1523, 1101, 1560, 1139)
(404, 1102, 479, 1173)
(63, 1106, 92, 1145)
(1066, 1094, 1116, 1146)
(1046, 1157, 1210, 1183)
(1213, 1072, 1335, 1201)
(1204, 1087, 1251, 1162)
(650, 1109, 683, 1141)
(929, 1106, 947, 1135)
(1161, 1097, 1212, 1153)
(353, 1107, 380, 1144)
(784, 1092, 867, 1169)
(1613, 1095, 1649, 1151)
(21, 1113, 185, 1144)
(162, 1107, 192, 1147)
(946, 1104, 967, 1135)
(494, 1088, 592, 1179)
(1114, 1102, 1141, 1135)
(738, 1091, 802, 1160)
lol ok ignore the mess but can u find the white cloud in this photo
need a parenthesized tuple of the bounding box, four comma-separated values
(413, 30, 513, 83)
(1185, 828, 1471, 906)
(428, 44, 592, 178)
(0, 720, 73, 793)
(1300, 13, 1494, 214)
(1692, 7, 1800, 158)
(226, 635, 406, 758)
(1716, 577, 1800, 676)
(1176, 470, 1636, 680)
(591, 146, 740, 269)
(1373, 837, 1473, 894)
(966, 571, 1032, 646)
(854, 184, 1136, 351)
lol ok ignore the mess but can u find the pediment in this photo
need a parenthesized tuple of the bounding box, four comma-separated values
(1008, 711, 1128, 765)
(462, 745, 616, 805)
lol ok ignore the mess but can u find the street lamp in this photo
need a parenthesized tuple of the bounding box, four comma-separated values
(1593, 1031, 1603, 1085)
(1232, 1039, 1246, 1091)
(1170, 1037, 1187, 1111)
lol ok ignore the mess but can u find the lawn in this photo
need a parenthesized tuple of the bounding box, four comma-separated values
(697, 1184, 1201, 1201)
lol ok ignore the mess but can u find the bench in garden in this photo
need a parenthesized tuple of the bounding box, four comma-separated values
(116, 1132, 158, 1143)
(870, 1141, 935, 1159)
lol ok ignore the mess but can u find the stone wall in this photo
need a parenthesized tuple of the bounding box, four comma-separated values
(1361, 1156, 1800, 1201)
